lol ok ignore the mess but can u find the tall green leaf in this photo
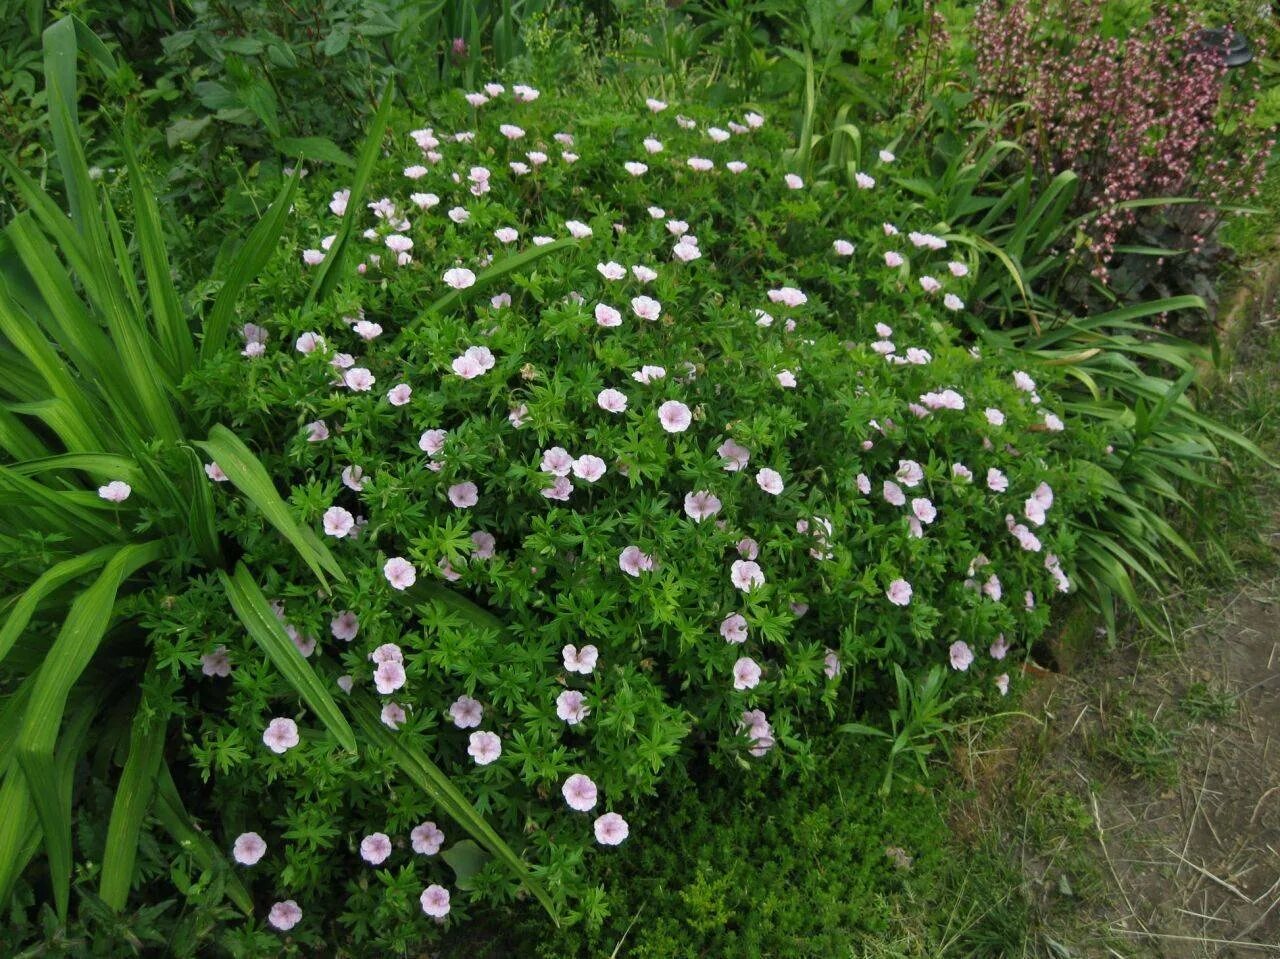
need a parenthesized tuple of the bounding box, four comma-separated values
(99, 702, 166, 909)
(0, 545, 119, 666)
(219, 563, 357, 753)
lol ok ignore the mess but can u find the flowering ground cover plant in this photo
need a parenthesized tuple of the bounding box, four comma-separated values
(156, 82, 1111, 949)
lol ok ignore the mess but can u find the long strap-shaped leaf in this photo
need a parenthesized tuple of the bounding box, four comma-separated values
(422, 237, 573, 319)
(305, 82, 395, 309)
(196, 425, 344, 588)
(152, 762, 253, 916)
(348, 698, 560, 924)
(15, 540, 162, 919)
(0, 544, 120, 666)
(99, 700, 167, 910)
(219, 563, 357, 753)
(200, 165, 303, 362)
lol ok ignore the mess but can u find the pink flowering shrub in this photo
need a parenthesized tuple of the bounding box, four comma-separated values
(971, 0, 1273, 275)
(171, 79, 1115, 947)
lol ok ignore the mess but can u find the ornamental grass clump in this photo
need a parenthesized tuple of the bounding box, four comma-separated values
(158, 79, 1121, 949)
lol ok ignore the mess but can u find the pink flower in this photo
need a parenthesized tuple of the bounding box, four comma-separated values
(718, 439, 750, 471)
(98, 480, 132, 502)
(597, 261, 626, 281)
(726, 160, 748, 173)
(563, 644, 599, 674)
(419, 429, 448, 456)
(565, 219, 593, 239)
(470, 531, 496, 559)
(730, 560, 765, 592)
(344, 367, 375, 392)
(631, 295, 661, 321)
(883, 481, 906, 506)
(995, 673, 1010, 695)
(990, 634, 1009, 660)
(508, 404, 528, 427)
(683, 490, 722, 522)
(624, 161, 649, 176)
(911, 498, 937, 524)
(383, 557, 417, 590)
(268, 900, 302, 931)
(740, 709, 775, 756)
(593, 812, 629, 845)
(784, 173, 804, 189)
(360, 832, 393, 865)
(632, 264, 658, 283)
(448, 482, 479, 508)
(420, 884, 451, 918)
(632, 364, 666, 384)
(766, 286, 807, 307)
(381, 702, 407, 729)
(540, 447, 574, 476)
(572, 455, 607, 483)
(658, 400, 692, 433)
(262, 718, 299, 754)
(755, 468, 784, 495)
(204, 462, 229, 482)
(733, 657, 762, 690)
(374, 660, 406, 695)
(443, 267, 476, 290)
(232, 832, 266, 865)
(562, 773, 598, 811)
(201, 645, 231, 677)
(952, 463, 973, 481)
(737, 537, 759, 560)
(449, 695, 483, 728)
(885, 251, 904, 267)
(1013, 370, 1036, 392)
(720, 613, 749, 644)
(687, 157, 714, 171)
(987, 468, 1009, 493)
(412, 821, 445, 855)
(886, 579, 912, 606)
(330, 189, 350, 215)
(619, 545, 655, 577)
(777, 370, 797, 388)
(541, 476, 573, 501)
(824, 650, 841, 678)
(452, 345, 495, 379)
(944, 293, 965, 311)
(468, 730, 502, 765)
(855, 172, 875, 189)
(387, 384, 413, 407)
(646, 97, 667, 112)
(949, 641, 974, 671)
(323, 506, 355, 538)
(597, 388, 628, 413)
(595, 303, 622, 327)
(556, 689, 590, 724)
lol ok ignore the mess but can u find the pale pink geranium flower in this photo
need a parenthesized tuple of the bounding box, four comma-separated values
(632, 265, 658, 283)
(944, 293, 965, 311)
(730, 560, 765, 592)
(784, 173, 804, 189)
(467, 730, 502, 765)
(443, 267, 476, 290)
(302, 249, 324, 266)
(323, 506, 355, 537)
(572, 455, 607, 483)
(330, 611, 359, 641)
(541, 447, 574, 476)
(833, 239, 855, 256)
(643, 137, 664, 154)
(720, 613, 748, 644)
(733, 657, 762, 690)
(411, 821, 445, 855)
(737, 537, 759, 560)
(306, 420, 329, 442)
(383, 557, 417, 590)
(330, 189, 350, 215)
(597, 388, 628, 413)
(370, 642, 403, 664)
(883, 481, 906, 507)
(471, 531, 496, 559)
(388, 384, 413, 406)
(565, 219, 593, 239)
(268, 900, 302, 931)
(658, 400, 692, 433)
(632, 364, 667, 384)
(452, 345, 495, 379)
(381, 701, 407, 728)
(766, 286, 807, 307)
(856, 473, 871, 495)
(494, 227, 518, 244)
(201, 645, 231, 677)
(624, 161, 648, 176)
(646, 97, 667, 112)
(708, 126, 730, 142)
(949, 641, 975, 671)
(726, 160, 748, 173)
(687, 157, 714, 171)
(449, 695, 483, 728)
(98, 480, 132, 502)
(718, 438, 750, 471)
(595, 303, 622, 327)
(684, 490, 722, 522)
(374, 660, 406, 695)
(1044, 411, 1065, 432)
(990, 634, 1009, 660)
(562, 773, 598, 811)
(512, 83, 539, 101)
(911, 498, 937, 524)
(824, 650, 841, 678)
(344, 367, 375, 392)
(448, 482, 478, 508)
(886, 579, 913, 606)
(232, 832, 266, 866)
(985, 408, 1006, 427)
(885, 251, 905, 268)
(777, 370, 797, 388)
(631, 295, 661, 321)
(499, 123, 525, 140)
(360, 833, 393, 865)
(593, 812, 629, 845)
(755, 468, 784, 495)
(619, 545, 655, 577)
(420, 884, 451, 918)
(542, 476, 573, 501)
(562, 644, 599, 674)
(262, 718, 300, 754)
(855, 171, 876, 189)
(419, 429, 447, 456)
(508, 403, 528, 427)
(995, 673, 1010, 695)
(205, 462, 229, 482)
(556, 689, 590, 725)
(987, 468, 1009, 492)
(597, 261, 626, 281)
(741, 709, 775, 756)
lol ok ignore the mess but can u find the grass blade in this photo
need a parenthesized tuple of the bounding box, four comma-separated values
(99, 702, 166, 910)
(423, 238, 573, 318)
(219, 562, 357, 753)
(0, 545, 120, 666)
(196, 424, 344, 587)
